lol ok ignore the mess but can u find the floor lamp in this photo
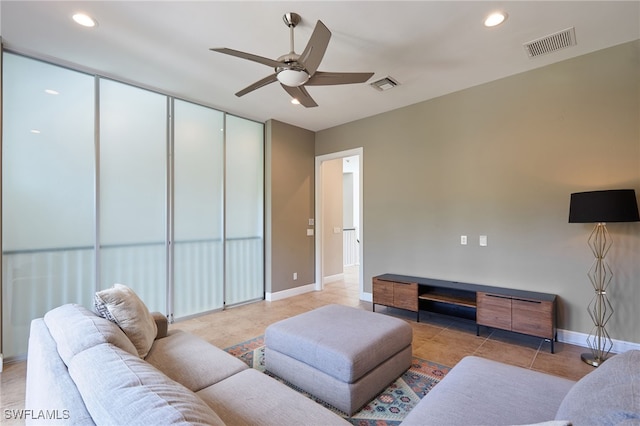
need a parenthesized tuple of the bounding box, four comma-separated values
(568, 189, 639, 367)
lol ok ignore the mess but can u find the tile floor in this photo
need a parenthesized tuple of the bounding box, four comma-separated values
(1, 268, 596, 425)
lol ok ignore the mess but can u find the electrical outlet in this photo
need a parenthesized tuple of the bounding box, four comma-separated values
(293, 272, 297, 280)
(461, 235, 467, 245)
(480, 235, 488, 247)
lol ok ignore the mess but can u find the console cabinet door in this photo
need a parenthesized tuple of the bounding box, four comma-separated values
(373, 278, 394, 306)
(512, 298, 553, 339)
(477, 292, 512, 330)
(394, 283, 418, 311)
(373, 278, 418, 312)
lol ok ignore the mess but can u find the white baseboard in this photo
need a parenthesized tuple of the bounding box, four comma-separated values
(323, 273, 344, 284)
(266, 283, 316, 302)
(361, 291, 372, 302)
(557, 329, 640, 353)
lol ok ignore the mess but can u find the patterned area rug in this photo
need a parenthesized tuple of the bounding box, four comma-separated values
(224, 336, 451, 426)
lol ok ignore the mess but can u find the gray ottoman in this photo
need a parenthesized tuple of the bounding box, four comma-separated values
(264, 304, 413, 415)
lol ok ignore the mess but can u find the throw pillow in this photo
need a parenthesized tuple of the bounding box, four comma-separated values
(94, 283, 158, 358)
(555, 350, 640, 424)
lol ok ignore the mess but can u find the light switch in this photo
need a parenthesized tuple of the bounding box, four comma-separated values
(308, 218, 314, 226)
(307, 229, 314, 236)
(461, 235, 467, 245)
(333, 227, 341, 234)
(480, 235, 488, 247)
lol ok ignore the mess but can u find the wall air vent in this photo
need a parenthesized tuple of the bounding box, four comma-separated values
(523, 27, 577, 58)
(370, 76, 399, 91)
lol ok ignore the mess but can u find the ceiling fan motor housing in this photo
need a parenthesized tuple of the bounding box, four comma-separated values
(275, 52, 309, 86)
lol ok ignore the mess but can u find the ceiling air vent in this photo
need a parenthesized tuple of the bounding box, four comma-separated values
(523, 27, 577, 58)
(370, 76, 399, 91)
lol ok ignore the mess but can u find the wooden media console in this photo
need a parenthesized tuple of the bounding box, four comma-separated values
(372, 273, 557, 353)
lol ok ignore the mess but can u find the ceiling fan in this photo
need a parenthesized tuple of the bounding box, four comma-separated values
(210, 12, 374, 108)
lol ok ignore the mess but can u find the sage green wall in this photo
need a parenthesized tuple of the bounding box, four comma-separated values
(265, 119, 315, 294)
(315, 41, 640, 342)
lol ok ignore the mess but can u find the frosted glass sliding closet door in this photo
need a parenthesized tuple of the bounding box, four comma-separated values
(225, 115, 264, 305)
(99, 80, 167, 313)
(173, 100, 224, 317)
(2, 52, 265, 359)
(1, 54, 95, 358)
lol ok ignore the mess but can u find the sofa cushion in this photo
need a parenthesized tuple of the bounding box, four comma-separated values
(555, 350, 640, 425)
(43, 303, 138, 366)
(94, 283, 157, 358)
(69, 343, 225, 426)
(197, 368, 351, 425)
(145, 329, 248, 392)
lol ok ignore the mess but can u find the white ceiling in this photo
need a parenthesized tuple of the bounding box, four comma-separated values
(1, 1, 639, 132)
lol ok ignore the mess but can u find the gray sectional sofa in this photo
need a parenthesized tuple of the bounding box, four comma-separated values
(26, 298, 639, 425)
(25, 303, 350, 425)
(403, 350, 640, 425)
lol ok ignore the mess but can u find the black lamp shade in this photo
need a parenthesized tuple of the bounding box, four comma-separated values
(569, 189, 640, 223)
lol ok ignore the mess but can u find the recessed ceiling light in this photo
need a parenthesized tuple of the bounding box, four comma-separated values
(72, 13, 97, 28)
(484, 12, 508, 28)
(45, 89, 59, 95)
(30, 129, 41, 134)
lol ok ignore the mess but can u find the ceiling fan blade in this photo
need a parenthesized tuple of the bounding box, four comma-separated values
(281, 84, 318, 108)
(298, 20, 331, 76)
(306, 71, 375, 86)
(235, 74, 279, 97)
(210, 47, 284, 68)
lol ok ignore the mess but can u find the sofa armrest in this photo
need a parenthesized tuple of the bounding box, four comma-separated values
(152, 312, 168, 339)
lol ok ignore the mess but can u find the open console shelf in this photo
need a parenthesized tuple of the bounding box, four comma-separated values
(418, 288, 476, 308)
(373, 273, 557, 353)
(418, 286, 477, 321)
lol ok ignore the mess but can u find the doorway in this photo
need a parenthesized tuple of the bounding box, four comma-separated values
(315, 148, 364, 299)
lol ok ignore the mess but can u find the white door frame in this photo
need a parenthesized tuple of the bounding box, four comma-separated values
(314, 148, 364, 299)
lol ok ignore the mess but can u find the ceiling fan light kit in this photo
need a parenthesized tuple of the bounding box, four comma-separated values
(277, 69, 309, 87)
(210, 12, 374, 107)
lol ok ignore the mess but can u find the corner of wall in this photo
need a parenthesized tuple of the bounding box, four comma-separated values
(264, 120, 273, 295)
